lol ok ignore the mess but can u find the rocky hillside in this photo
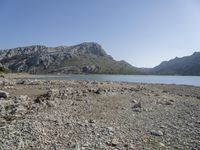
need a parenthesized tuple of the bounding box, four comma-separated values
(0, 43, 140, 74)
(151, 52, 200, 75)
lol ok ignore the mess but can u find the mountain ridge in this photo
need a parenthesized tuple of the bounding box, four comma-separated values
(150, 52, 200, 75)
(0, 43, 200, 75)
(0, 42, 141, 74)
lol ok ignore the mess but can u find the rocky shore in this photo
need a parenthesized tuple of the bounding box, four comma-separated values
(0, 77, 200, 149)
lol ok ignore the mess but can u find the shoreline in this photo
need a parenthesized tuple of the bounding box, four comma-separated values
(0, 77, 200, 149)
(1, 73, 199, 87)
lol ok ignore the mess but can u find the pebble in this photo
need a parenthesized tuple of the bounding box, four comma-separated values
(46, 101, 56, 107)
(159, 142, 165, 147)
(160, 125, 167, 129)
(0, 118, 6, 127)
(107, 127, 115, 135)
(131, 100, 137, 103)
(150, 130, 164, 136)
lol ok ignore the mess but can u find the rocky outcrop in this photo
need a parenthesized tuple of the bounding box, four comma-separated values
(0, 42, 140, 74)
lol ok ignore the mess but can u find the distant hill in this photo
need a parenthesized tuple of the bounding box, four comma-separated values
(150, 52, 200, 75)
(0, 42, 141, 74)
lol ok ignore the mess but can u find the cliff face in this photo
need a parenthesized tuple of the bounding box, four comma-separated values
(0, 42, 139, 74)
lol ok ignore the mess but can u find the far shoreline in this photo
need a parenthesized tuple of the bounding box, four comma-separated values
(1, 73, 200, 87)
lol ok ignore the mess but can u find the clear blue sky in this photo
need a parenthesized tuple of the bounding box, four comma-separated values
(0, 0, 200, 67)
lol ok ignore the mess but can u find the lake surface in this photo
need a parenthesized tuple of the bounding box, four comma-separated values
(25, 75, 200, 87)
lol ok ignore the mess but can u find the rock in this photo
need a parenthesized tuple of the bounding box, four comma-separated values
(15, 105, 27, 116)
(46, 101, 56, 107)
(164, 101, 173, 105)
(160, 125, 167, 129)
(162, 90, 168, 93)
(0, 117, 6, 127)
(16, 80, 26, 85)
(107, 127, 114, 131)
(150, 130, 164, 136)
(196, 120, 200, 124)
(132, 108, 142, 112)
(88, 119, 96, 123)
(196, 96, 200, 100)
(0, 74, 5, 78)
(2, 80, 16, 86)
(0, 90, 9, 98)
(46, 89, 60, 97)
(107, 138, 119, 147)
(131, 100, 137, 103)
(111, 138, 119, 146)
(93, 88, 102, 94)
(132, 102, 142, 108)
(132, 102, 142, 112)
(3, 115, 16, 122)
(159, 142, 165, 147)
(91, 81, 98, 85)
(18, 95, 29, 101)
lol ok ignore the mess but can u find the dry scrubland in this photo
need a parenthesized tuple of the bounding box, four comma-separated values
(0, 74, 200, 149)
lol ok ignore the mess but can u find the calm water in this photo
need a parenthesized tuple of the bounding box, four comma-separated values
(25, 75, 200, 87)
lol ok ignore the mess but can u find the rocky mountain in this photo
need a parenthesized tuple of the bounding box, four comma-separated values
(151, 52, 200, 75)
(0, 42, 140, 74)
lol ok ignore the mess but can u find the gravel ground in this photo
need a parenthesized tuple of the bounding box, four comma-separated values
(0, 78, 200, 150)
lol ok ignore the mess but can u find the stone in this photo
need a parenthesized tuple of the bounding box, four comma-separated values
(160, 125, 167, 129)
(0, 74, 5, 78)
(88, 119, 96, 123)
(16, 80, 26, 85)
(159, 142, 165, 147)
(47, 89, 60, 98)
(132, 102, 142, 108)
(132, 108, 142, 112)
(46, 101, 56, 107)
(107, 127, 115, 134)
(131, 100, 137, 103)
(132, 102, 142, 112)
(2, 80, 15, 86)
(111, 138, 119, 146)
(164, 101, 173, 105)
(15, 105, 27, 115)
(93, 88, 101, 94)
(18, 95, 29, 101)
(150, 130, 164, 136)
(196, 96, 200, 100)
(0, 90, 9, 99)
(0, 117, 6, 127)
